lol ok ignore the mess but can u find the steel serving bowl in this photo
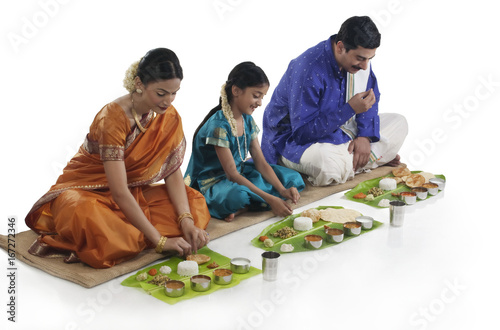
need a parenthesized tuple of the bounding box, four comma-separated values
(429, 178, 446, 191)
(213, 268, 233, 285)
(164, 280, 185, 298)
(399, 191, 417, 205)
(325, 228, 344, 243)
(411, 187, 428, 200)
(343, 221, 362, 236)
(190, 275, 211, 292)
(422, 182, 439, 196)
(355, 216, 374, 230)
(304, 234, 323, 249)
(230, 257, 251, 274)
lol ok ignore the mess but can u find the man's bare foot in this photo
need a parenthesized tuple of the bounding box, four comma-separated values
(385, 154, 401, 167)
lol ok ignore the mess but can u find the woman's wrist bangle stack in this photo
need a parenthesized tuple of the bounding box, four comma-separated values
(178, 212, 193, 226)
(155, 236, 168, 254)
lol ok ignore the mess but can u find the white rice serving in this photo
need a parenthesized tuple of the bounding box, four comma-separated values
(294, 216, 313, 231)
(159, 265, 172, 274)
(379, 178, 397, 191)
(177, 260, 199, 276)
(378, 199, 391, 207)
(280, 244, 294, 253)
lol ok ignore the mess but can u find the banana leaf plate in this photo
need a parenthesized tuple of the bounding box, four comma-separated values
(251, 206, 382, 253)
(344, 171, 446, 208)
(121, 246, 261, 305)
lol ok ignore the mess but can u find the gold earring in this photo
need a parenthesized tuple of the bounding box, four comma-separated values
(136, 88, 143, 94)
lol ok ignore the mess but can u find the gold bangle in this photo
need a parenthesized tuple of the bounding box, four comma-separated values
(155, 236, 168, 254)
(177, 212, 193, 224)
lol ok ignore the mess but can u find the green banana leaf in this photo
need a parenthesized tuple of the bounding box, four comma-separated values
(121, 246, 261, 305)
(344, 171, 446, 208)
(251, 206, 382, 253)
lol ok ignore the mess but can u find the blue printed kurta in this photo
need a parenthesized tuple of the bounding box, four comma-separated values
(262, 35, 381, 165)
(184, 110, 305, 219)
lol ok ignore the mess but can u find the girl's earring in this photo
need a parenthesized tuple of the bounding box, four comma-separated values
(136, 88, 143, 94)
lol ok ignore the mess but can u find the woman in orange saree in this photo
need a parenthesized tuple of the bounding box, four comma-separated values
(25, 48, 211, 268)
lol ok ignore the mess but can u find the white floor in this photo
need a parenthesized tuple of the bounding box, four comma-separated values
(2, 1, 499, 329)
(3, 172, 499, 330)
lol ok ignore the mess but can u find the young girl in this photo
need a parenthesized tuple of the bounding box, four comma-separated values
(184, 62, 305, 221)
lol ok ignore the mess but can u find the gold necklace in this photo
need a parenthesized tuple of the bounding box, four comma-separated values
(131, 96, 147, 133)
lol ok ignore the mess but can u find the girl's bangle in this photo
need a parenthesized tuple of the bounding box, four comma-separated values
(155, 236, 168, 254)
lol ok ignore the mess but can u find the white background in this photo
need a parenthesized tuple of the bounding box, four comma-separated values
(1, 0, 499, 329)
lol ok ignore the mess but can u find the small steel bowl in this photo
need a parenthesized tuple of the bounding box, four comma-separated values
(400, 191, 417, 205)
(213, 268, 233, 285)
(304, 234, 323, 249)
(325, 228, 344, 243)
(164, 280, 185, 298)
(355, 216, 374, 230)
(411, 187, 428, 200)
(422, 182, 439, 196)
(190, 275, 211, 292)
(429, 178, 445, 191)
(230, 257, 251, 274)
(343, 221, 362, 236)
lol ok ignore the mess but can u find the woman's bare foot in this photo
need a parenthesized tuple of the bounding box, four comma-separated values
(224, 213, 235, 222)
(385, 154, 401, 167)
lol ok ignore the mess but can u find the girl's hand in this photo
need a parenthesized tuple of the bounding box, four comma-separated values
(267, 196, 294, 217)
(180, 218, 209, 254)
(280, 187, 300, 204)
(163, 237, 192, 257)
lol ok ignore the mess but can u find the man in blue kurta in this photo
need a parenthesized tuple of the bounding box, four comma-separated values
(262, 16, 408, 186)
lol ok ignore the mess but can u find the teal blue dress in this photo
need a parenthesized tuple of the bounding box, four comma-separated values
(184, 110, 305, 219)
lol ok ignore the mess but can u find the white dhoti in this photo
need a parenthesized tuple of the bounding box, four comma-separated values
(281, 113, 408, 186)
(280, 66, 408, 186)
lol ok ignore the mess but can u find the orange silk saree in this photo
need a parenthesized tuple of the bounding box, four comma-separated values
(25, 103, 210, 268)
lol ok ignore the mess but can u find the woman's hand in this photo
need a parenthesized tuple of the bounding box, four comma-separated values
(162, 236, 192, 257)
(279, 187, 300, 205)
(267, 196, 294, 217)
(180, 218, 209, 254)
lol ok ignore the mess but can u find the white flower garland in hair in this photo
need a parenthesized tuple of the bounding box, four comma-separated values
(220, 83, 247, 162)
(220, 83, 238, 136)
(123, 60, 141, 93)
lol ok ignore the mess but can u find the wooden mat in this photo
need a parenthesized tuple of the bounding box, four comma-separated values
(0, 166, 393, 288)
